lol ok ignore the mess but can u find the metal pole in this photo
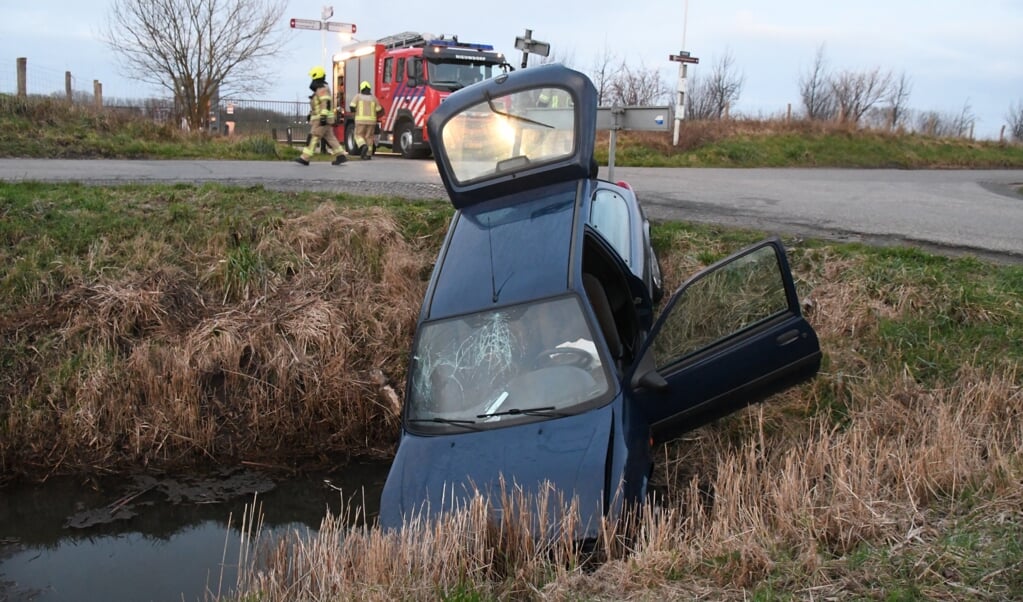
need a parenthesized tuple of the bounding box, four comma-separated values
(673, 63, 688, 146)
(520, 29, 532, 69)
(608, 105, 623, 181)
(672, 0, 691, 146)
(682, 0, 689, 49)
(608, 129, 617, 182)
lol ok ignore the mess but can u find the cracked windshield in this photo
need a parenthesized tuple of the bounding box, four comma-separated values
(441, 86, 576, 183)
(408, 296, 610, 427)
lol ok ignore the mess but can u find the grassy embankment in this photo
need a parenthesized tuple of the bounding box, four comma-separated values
(4, 93, 1023, 168)
(2, 96, 1022, 598)
(1, 182, 1021, 600)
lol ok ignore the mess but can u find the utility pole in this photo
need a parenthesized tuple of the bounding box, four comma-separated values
(669, 0, 699, 146)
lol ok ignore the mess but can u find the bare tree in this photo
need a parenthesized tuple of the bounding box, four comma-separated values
(830, 66, 893, 124)
(914, 100, 975, 138)
(1006, 100, 1023, 142)
(887, 71, 913, 130)
(798, 43, 835, 120)
(685, 72, 714, 120)
(605, 60, 668, 106)
(685, 50, 743, 120)
(102, 0, 288, 130)
(951, 99, 976, 138)
(589, 44, 619, 106)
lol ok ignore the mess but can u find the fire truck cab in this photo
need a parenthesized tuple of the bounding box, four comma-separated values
(331, 32, 509, 159)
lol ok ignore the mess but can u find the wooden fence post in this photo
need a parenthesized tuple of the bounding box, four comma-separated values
(16, 57, 27, 97)
(93, 80, 102, 110)
(65, 71, 72, 102)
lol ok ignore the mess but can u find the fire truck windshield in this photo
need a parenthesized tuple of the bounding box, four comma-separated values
(427, 60, 502, 92)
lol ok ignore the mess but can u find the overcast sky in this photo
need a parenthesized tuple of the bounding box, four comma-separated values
(2, 0, 1021, 139)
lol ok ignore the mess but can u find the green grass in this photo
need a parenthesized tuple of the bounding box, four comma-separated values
(4, 93, 1023, 167)
(2, 182, 1022, 600)
(0, 95, 295, 160)
(596, 131, 1023, 169)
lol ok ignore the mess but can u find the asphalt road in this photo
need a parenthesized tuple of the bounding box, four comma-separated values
(1, 158, 1021, 263)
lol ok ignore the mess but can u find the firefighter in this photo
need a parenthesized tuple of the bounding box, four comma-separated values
(536, 89, 571, 108)
(296, 66, 348, 166)
(349, 81, 384, 160)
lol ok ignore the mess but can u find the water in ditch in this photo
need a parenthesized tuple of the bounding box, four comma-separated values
(0, 459, 391, 602)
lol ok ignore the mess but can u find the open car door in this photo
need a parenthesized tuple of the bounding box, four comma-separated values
(628, 238, 821, 444)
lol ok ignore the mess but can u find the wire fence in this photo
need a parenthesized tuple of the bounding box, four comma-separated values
(3, 58, 313, 142)
(215, 99, 312, 143)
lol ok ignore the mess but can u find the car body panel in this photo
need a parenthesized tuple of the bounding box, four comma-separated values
(378, 63, 821, 536)
(380, 402, 618, 538)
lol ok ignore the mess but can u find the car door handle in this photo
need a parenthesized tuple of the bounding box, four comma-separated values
(776, 329, 801, 346)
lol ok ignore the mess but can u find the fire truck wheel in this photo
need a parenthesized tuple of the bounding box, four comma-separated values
(344, 123, 359, 154)
(395, 121, 418, 159)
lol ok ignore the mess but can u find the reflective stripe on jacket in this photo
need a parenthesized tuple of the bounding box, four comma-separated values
(310, 89, 335, 124)
(350, 93, 382, 124)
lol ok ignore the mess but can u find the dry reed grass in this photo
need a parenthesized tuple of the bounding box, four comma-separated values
(227, 367, 1021, 600)
(597, 117, 866, 155)
(1, 204, 429, 475)
(223, 241, 1023, 600)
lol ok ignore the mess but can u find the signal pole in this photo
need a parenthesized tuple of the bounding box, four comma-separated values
(670, 0, 699, 146)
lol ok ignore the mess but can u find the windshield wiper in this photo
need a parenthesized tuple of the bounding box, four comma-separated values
(485, 92, 553, 129)
(408, 417, 482, 431)
(476, 406, 568, 419)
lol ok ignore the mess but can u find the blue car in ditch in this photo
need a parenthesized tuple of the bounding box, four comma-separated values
(378, 64, 821, 537)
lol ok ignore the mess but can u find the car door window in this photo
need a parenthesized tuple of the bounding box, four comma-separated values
(652, 244, 789, 369)
(589, 190, 632, 267)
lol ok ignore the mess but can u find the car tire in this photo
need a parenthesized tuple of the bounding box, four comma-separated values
(649, 247, 664, 305)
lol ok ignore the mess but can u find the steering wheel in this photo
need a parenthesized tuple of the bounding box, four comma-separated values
(533, 346, 592, 370)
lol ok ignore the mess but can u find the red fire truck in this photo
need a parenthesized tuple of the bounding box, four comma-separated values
(331, 31, 509, 158)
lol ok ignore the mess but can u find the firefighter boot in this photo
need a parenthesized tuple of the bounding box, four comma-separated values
(331, 154, 348, 165)
(360, 144, 370, 160)
(295, 157, 310, 166)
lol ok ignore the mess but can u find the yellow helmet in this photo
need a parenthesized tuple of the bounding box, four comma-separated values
(309, 66, 325, 79)
(360, 80, 371, 91)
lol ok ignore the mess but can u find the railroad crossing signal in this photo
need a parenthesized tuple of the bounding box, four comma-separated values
(514, 28, 550, 69)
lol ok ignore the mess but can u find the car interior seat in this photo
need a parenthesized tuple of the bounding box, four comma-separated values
(583, 273, 623, 372)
